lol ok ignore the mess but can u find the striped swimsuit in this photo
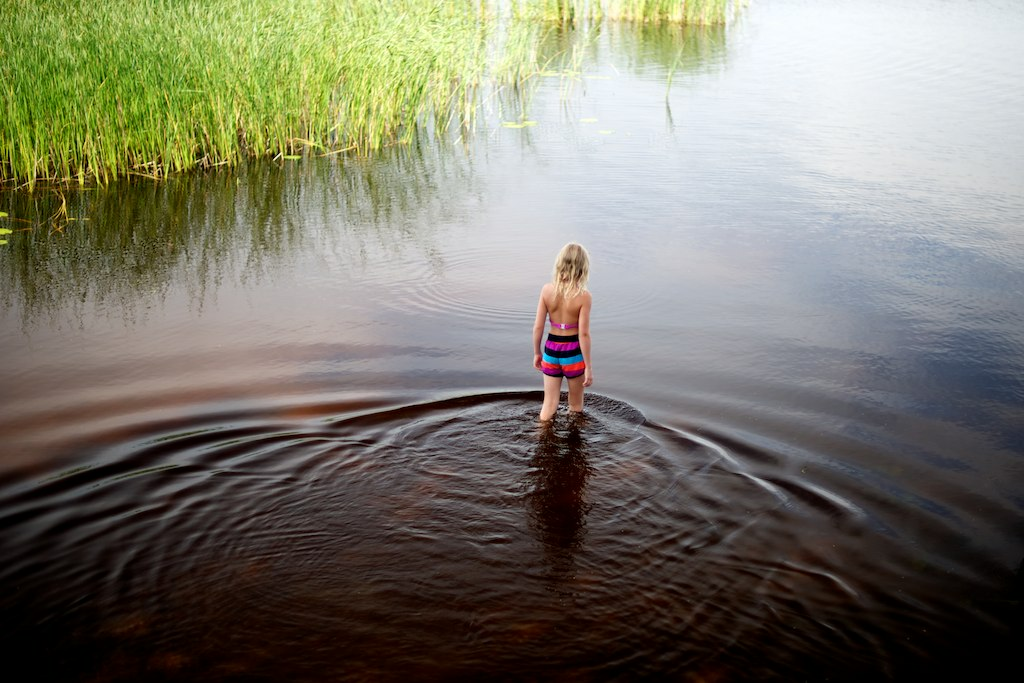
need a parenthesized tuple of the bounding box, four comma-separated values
(541, 320, 585, 379)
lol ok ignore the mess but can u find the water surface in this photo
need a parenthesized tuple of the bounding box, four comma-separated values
(2, 1, 1023, 680)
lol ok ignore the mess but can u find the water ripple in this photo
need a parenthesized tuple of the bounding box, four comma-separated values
(1, 391, 1006, 681)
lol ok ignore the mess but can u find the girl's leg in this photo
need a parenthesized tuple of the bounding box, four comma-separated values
(567, 375, 586, 413)
(540, 374, 562, 421)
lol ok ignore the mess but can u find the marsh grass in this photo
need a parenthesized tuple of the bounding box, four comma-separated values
(1, 0, 493, 189)
(1, 0, 743, 188)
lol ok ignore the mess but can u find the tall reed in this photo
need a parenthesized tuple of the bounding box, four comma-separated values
(0, 0, 491, 189)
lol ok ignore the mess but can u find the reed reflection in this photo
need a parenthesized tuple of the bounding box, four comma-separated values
(526, 414, 594, 581)
(0, 147, 474, 330)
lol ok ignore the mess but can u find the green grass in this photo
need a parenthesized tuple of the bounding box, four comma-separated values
(1, 0, 492, 189)
(0, 0, 743, 189)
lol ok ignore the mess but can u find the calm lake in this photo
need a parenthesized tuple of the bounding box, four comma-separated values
(1, 0, 1022, 680)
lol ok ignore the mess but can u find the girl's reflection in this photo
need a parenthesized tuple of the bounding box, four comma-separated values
(526, 414, 594, 579)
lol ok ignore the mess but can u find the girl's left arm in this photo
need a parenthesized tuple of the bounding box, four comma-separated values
(532, 286, 549, 370)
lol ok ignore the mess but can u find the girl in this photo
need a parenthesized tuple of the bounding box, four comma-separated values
(533, 242, 593, 421)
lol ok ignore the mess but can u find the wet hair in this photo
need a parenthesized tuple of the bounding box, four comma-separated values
(552, 242, 590, 301)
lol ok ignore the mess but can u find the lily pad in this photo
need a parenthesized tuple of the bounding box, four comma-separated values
(0, 211, 7, 217)
(0, 228, 12, 235)
(0, 240, 7, 245)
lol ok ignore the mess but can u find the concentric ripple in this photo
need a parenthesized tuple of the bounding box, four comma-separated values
(1, 392, 1008, 682)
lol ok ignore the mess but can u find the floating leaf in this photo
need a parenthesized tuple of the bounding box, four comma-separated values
(0, 228, 12, 235)
(521, 120, 537, 127)
(580, 118, 598, 123)
(282, 155, 302, 160)
(502, 122, 526, 128)
(0, 240, 7, 245)
(0, 211, 8, 217)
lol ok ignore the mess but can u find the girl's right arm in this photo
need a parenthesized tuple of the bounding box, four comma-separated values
(577, 292, 593, 386)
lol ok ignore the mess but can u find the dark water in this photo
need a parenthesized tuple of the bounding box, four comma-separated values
(2, 1, 1023, 680)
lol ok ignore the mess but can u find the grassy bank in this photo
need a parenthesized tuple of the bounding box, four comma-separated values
(0, 0, 740, 189)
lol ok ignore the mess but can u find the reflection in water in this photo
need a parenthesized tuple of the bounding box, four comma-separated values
(601, 19, 729, 74)
(488, 19, 728, 135)
(527, 414, 594, 582)
(526, 14, 729, 74)
(0, 147, 480, 329)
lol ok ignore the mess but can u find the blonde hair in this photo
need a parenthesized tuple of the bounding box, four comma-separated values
(552, 242, 590, 301)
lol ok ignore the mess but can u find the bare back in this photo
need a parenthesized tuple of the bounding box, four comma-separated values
(541, 283, 591, 337)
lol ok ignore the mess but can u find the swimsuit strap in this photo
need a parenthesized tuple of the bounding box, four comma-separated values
(550, 320, 578, 329)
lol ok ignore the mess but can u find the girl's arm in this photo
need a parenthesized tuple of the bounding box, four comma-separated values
(532, 285, 549, 370)
(577, 292, 593, 386)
